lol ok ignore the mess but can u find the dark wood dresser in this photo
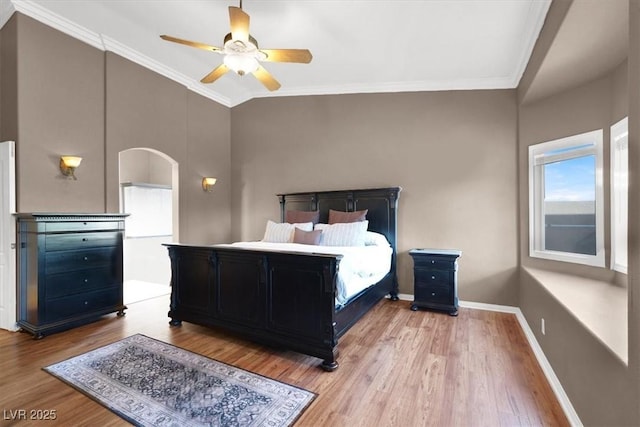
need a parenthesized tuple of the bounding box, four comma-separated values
(409, 249, 462, 316)
(16, 213, 128, 338)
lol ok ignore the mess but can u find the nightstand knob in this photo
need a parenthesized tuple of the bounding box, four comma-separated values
(431, 260, 435, 264)
(83, 256, 88, 261)
(431, 275, 436, 280)
(431, 292, 436, 296)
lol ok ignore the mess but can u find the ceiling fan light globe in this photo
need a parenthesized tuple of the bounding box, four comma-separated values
(224, 54, 259, 75)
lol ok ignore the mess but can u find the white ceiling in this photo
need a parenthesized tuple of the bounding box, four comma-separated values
(2, 0, 551, 107)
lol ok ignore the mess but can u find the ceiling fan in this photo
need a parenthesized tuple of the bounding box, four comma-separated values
(160, 0, 312, 91)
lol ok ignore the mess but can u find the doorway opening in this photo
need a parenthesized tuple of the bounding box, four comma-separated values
(118, 148, 178, 305)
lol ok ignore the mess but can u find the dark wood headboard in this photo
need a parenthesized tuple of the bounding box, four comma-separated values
(277, 186, 401, 262)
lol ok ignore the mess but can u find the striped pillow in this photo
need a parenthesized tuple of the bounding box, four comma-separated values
(320, 221, 368, 247)
(262, 220, 313, 243)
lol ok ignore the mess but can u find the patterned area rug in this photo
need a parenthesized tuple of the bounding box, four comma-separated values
(44, 334, 316, 426)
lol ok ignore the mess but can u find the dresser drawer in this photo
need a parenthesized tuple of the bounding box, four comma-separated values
(44, 288, 120, 322)
(45, 232, 120, 252)
(44, 221, 122, 233)
(414, 268, 453, 287)
(45, 267, 118, 298)
(45, 247, 118, 274)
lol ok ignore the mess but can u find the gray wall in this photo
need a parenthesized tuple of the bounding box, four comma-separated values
(2, 14, 231, 245)
(231, 91, 519, 303)
(516, 1, 637, 424)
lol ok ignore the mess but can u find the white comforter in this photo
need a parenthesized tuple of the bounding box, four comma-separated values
(218, 241, 392, 306)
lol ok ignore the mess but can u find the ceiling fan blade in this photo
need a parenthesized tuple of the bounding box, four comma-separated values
(201, 64, 230, 84)
(229, 6, 250, 41)
(260, 49, 313, 64)
(253, 65, 281, 91)
(160, 35, 222, 53)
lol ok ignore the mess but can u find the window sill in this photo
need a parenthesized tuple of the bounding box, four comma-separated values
(523, 267, 628, 365)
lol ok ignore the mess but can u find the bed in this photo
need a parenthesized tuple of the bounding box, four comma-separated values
(164, 187, 401, 371)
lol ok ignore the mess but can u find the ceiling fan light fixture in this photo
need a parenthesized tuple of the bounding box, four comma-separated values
(224, 54, 259, 75)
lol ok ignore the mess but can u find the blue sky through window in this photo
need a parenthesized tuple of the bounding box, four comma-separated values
(544, 155, 596, 202)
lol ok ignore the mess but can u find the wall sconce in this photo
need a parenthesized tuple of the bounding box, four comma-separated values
(59, 156, 82, 180)
(202, 177, 217, 192)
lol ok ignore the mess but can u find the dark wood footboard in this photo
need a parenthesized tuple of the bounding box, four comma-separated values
(165, 244, 344, 370)
(165, 186, 401, 370)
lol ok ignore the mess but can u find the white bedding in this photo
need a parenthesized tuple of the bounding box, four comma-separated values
(218, 241, 392, 306)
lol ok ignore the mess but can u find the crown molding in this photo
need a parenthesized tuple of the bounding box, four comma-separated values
(509, 0, 552, 88)
(11, 0, 103, 49)
(102, 36, 231, 107)
(2, 0, 552, 110)
(0, 0, 15, 29)
(5, 0, 231, 107)
(244, 76, 517, 106)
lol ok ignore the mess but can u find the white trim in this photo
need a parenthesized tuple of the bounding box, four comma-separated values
(459, 301, 583, 427)
(610, 117, 628, 274)
(397, 294, 582, 426)
(101, 36, 231, 107)
(3, 0, 232, 107)
(509, 0, 552, 88)
(1, 0, 553, 108)
(0, 141, 17, 332)
(528, 129, 605, 267)
(11, 0, 103, 50)
(0, 0, 16, 29)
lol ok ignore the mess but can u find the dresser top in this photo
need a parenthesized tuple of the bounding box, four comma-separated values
(409, 248, 462, 257)
(15, 213, 128, 221)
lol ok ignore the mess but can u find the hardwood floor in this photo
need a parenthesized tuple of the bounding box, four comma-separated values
(0, 296, 569, 426)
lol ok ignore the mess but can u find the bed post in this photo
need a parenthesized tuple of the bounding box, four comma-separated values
(388, 187, 400, 301)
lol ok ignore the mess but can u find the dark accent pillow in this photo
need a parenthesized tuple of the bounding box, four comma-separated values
(328, 209, 368, 224)
(293, 228, 322, 245)
(286, 210, 320, 224)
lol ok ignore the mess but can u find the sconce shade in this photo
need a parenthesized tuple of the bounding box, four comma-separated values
(60, 156, 82, 180)
(202, 177, 217, 192)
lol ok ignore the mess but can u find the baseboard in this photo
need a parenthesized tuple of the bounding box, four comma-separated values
(394, 294, 582, 426)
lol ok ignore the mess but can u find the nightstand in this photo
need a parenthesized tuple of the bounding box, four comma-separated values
(409, 249, 462, 316)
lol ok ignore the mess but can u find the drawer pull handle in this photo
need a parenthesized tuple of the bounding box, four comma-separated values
(431, 260, 435, 264)
(431, 276, 436, 280)
(431, 292, 436, 296)
(84, 279, 88, 283)
(82, 238, 88, 242)
(84, 301, 88, 305)
(83, 256, 88, 261)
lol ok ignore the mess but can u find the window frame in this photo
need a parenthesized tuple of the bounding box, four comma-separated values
(610, 117, 628, 274)
(528, 129, 605, 267)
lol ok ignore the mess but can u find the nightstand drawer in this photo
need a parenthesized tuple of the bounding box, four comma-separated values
(413, 257, 457, 271)
(414, 268, 453, 287)
(415, 283, 452, 305)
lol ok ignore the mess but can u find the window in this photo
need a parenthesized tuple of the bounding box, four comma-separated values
(611, 117, 628, 273)
(529, 130, 604, 267)
(121, 183, 173, 238)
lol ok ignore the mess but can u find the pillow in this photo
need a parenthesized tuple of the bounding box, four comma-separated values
(365, 231, 390, 247)
(314, 223, 328, 231)
(328, 209, 368, 224)
(262, 220, 313, 243)
(320, 221, 368, 247)
(293, 228, 322, 245)
(286, 210, 320, 224)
